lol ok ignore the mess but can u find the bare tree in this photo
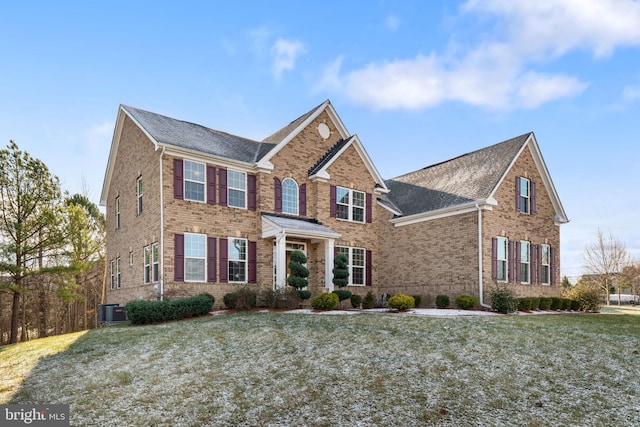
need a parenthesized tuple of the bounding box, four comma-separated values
(583, 229, 632, 306)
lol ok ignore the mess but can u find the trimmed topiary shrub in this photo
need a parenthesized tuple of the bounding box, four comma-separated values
(490, 284, 517, 313)
(412, 295, 422, 308)
(126, 293, 214, 325)
(435, 295, 450, 309)
(561, 298, 572, 310)
(312, 292, 339, 310)
(362, 291, 376, 309)
(517, 297, 532, 311)
(332, 289, 353, 302)
(297, 290, 312, 301)
(287, 250, 309, 290)
(530, 297, 540, 310)
(570, 299, 580, 311)
(455, 294, 479, 310)
(539, 297, 552, 310)
(332, 253, 349, 289)
(350, 294, 362, 309)
(550, 297, 563, 310)
(388, 293, 415, 311)
(223, 292, 237, 309)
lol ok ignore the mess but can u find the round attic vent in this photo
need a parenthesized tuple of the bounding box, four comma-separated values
(317, 123, 330, 139)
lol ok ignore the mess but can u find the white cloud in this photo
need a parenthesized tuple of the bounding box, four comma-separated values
(271, 38, 306, 80)
(622, 83, 640, 104)
(317, 0, 640, 111)
(385, 14, 400, 32)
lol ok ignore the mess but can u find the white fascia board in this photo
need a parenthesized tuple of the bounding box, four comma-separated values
(390, 199, 496, 227)
(163, 146, 257, 174)
(261, 216, 341, 240)
(100, 105, 160, 206)
(377, 199, 403, 216)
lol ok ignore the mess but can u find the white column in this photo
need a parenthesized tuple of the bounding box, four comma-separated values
(275, 232, 287, 289)
(325, 239, 335, 292)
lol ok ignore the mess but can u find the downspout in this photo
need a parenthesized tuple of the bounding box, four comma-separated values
(477, 203, 491, 309)
(159, 145, 166, 301)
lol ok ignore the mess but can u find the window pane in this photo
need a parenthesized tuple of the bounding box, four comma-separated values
(542, 266, 550, 284)
(184, 161, 205, 183)
(521, 264, 529, 283)
(186, 258, 205, 281)
(185, 181, 204, 202)
(336, 187, 349, 205)
(541, 245, 550, 264)
(497, 261, 507, 281)
(352, 267, 364, 285)
(497, 238, 507, 260)
(521, 242, 529, 263)
(228, 189, 246, 208)
(352, 249, 365, 266)
(229, 239, 246, 261)
(228, 170, 246, 190)
(229, 261, 246, 282)
(352, 191, 364, 207)
(352, 207, 364, 222)
(185, 234, 206, 258)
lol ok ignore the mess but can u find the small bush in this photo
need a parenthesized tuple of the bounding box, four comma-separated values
(362, 291, 376, 309)
(455, 294, 479, 310)
(388, 293, 415, 311)
(490, 284, 517, 313)
(257, 287, 300, 309)
(125, 294, 214, 325)
(297, 290, 312, 301)
(312, 293, 339, 310)
(332, 289, 353, 302)
(564, 282, 602, 312)
(530, 297, 540, 310)
(550, 297, 563, 310)
(223, 292, 237, 309)
(539, 297, 552, 310)
(517, 297, 532, 311)
(561, 298, 572, 310)
(376, 293, 390, 308)
(350, 294, 363, 309)
(234, 286, 257, 310)
(412, 295, 422, 308)
(435, 295, 450, 309)
(570, 299, 581, 311)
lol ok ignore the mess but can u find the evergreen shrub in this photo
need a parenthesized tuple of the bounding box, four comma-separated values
(490, 284, 517, 313)
(126, 293, 214, 325)
(530, 297, 540, 310)
(362, 291, 376, 309)
(388, 293, 415, 311)
(312, 293, 339, 310)
(550, 297, 563, 310)
(539, 297, 552, 310)
(350, 294, 363, 309)
(435, 295, 450, 309)
(455, 294, 479, 310)
(223, 292, 237, 309)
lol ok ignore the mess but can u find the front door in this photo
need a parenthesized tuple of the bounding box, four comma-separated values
(273, 241, 307, 289)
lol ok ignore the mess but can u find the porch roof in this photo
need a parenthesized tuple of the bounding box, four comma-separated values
(261, 213, 341, 240)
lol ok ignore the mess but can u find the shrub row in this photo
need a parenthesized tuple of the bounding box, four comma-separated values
(516, 297, 575, 311)
(125, 293, 214, 325)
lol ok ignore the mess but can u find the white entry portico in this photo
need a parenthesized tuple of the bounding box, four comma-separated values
(261, 213, 341, 291)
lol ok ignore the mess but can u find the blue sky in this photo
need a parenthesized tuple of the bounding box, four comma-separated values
(2, 0, 639, 280)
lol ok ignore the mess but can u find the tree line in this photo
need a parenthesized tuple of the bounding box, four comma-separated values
(0, 141, 105, 345)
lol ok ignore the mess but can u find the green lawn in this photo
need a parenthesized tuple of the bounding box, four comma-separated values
(2, 310, 640, 426)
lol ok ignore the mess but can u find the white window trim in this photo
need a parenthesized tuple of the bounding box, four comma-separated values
(137, 176, 143, 214)
(228, 169, 247, 209)
(152, 242, 159, 283)
(496, 237, 508, 282)
(520, 241, 530, 284)
(110, 260, 115, 290)
(336, 246, 366, 286)
(129, 251, 134, 266)
(336, 187, 365, 223)
(519, 177, 530, 214)
(184, 233, 206, 283)
(541, 244, 551, 285)
(184, 160, 206, 203)
(228, 237, 248, 283)
(282, 177, 299, 216)
(143, 246, 150, 285)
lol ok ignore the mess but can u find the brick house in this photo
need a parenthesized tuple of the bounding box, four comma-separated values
(100, 100, 568, 307)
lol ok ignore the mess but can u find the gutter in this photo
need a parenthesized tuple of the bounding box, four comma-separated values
(476, 203, 491, 309)
(158, 145, 166, 301)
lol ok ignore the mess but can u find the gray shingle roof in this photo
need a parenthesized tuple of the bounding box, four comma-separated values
(383, 133, 531, 217)
(261, 101, 326, 145)
(261, 213, 339, 236)
(308, 137, 353, 176)
(122, 105, 275, 163)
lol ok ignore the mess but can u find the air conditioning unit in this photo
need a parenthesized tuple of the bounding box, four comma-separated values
(98, 303, 119, 324)
(106, 305, 127, 322)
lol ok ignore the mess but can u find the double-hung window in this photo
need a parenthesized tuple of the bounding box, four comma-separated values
(110, 260, 115, 290)
(520, 241, 530, 284)
(116, 257, 121, 289)
(185, 233, 206, 282)
(228, 170, 247, 208)
(152, 242, 159, 283)
(336, 187, 365, 223)
(136, 176, 143, 214)
(115, 197, 120, 229)
(540, 244, 551, 285)
(184, 160, 205, 202)
(282, 178, 298, 215)
(228, 238, 247, 283)
(336, 246, 366, 286)
(144, 246, 150, 284)
(496, 237, 508, 282)
(518, 177, 530, 214)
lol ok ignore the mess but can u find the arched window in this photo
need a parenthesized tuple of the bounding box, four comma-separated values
(282, 178, 299, 215)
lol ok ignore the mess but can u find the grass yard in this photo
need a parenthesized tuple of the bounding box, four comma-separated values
(2, 310, 640, 426)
